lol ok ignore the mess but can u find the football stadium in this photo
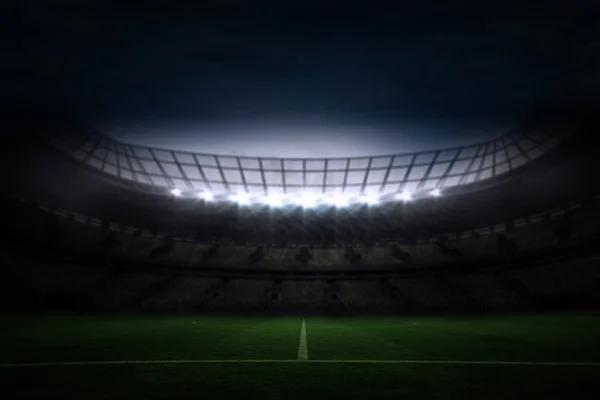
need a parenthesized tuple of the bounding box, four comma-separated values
(3, 2, 600, 399)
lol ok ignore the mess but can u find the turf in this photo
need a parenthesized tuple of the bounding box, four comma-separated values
(1, 313, 600, 399)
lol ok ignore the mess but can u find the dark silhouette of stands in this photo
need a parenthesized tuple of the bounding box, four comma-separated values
(261, 282, 281, 311)
(200, 243, 220, 262)
(344, 248, 362, 266)
(379, 279, 415, 312)
(493, 271, 534, 309)
(134, 275, 178, 306)
(248, 246, 265, 264)
(268, 280, 282, 301)
(149, 236, 174, 258)
(325, 280, 345, 313)
(197, 279, 229, 308)
(391, 247, 412, 265)
(325, 280, 341, 300)
(43, 214, 64, 243)
(295, 248, 313, 264)
(496, 233, 520, 258)
(555, 210, 575, 244)
(101, 231, 119, 250)
(436, 239, 461, 260)
(435, 276, 484, 312)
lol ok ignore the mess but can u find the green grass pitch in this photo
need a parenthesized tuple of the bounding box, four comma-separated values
(1, 313, 600, 399)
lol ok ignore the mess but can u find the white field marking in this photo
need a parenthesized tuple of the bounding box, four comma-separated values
(297, 319, 308, 361)
(2, 360, 600, 368)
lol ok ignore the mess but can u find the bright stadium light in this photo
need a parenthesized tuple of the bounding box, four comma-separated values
(296, 193, 318, 208)
(170, 188, 182, 197)
(230, 191, 252, 205)
(431, 188, 441, 197)
(332, 194, 350, 207)
(198, 191, 213, 201)
(360, 192, 380, 205)
(397, 191, 413, 202)
(264, 193, 285, 207)
(322, 192, 350, 207)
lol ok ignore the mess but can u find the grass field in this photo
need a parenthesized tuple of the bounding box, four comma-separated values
(1, 313, 600, 399)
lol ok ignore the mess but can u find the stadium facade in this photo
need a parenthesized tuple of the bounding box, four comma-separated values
(1, 98, 600, 315)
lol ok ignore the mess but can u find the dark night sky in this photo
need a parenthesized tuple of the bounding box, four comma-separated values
(9, 1, 600, 157)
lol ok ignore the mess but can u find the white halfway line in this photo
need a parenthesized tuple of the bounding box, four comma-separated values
(2, 360, 600, 368)
(297, 319, 308, 361)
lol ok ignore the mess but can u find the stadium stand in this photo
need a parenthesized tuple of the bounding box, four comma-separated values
(1, 110, 600, 315)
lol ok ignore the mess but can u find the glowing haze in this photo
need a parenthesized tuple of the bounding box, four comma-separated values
(10, 1, 595, 158)
(106, 120, 506, 158)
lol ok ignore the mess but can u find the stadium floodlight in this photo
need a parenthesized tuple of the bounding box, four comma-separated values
(170, 188, 182, 197)
(322, 192, 350, 207)
(296, 193, 318, 208)
(431, 188, 441, 197)
(397, 191, 413, 202)
(264, 193, 285, 207)
(198, 191, 213, 201)
(230, 191, 252, 205)
(360, 192, 380, 206)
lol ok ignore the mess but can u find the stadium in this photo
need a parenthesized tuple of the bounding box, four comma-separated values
(3, 2, 600, 399)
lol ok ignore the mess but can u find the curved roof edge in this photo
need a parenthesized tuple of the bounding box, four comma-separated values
(49, 128, 564, 200)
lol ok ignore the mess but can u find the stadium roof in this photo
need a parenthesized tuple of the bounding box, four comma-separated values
(51, 128, 562, 207)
